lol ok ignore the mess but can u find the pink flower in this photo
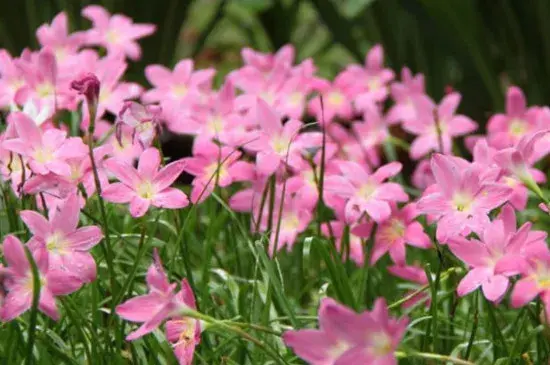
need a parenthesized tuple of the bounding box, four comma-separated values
(20, 194, 103, 284)
(117, 101, 161, 148)
(351, 106, 390, 167)
(487, 86, 541, 149)
(182, 139, 247, 203)
(102, 147, 188, 217)
(510, 244, 550, 317)
(417, 154, 512, 242)
(0, 235, 81, 321)
(246, 99, 303, 176)
(143, 59, 215, 105)
(388, 265, 430, 308)
(116, 250, 193, 340)
(308, 74, 354, 123)
(36, 12, 86, 62)
(240, 45, 295, 76)
(325, 161, 408, 223)
(0, 50, 25, 108)
(2, 112, 87, 176)
(340, 44, 395, 109)
(369, 204, 431, 265)
(283, 297, 408, 365)
(411, 159, 435, 190)
(403, 93, 477, 159)
(322, 221, 373, 266)
(107, 124, 143, 164)
(386, 67, 427, 124)
(82, 5, 155, 60)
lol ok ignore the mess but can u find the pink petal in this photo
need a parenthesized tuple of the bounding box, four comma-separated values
(153, 160, 186, 190)
(256, 98, 281, 136)
(152, 188, 189, 209)
(0, 289, 31, 321)
(438, 92, 461, 119)
(116, 293, 164, 322)
(511, 277, 540, 307)
(283, 329, 342, 364)
(404, 222, 432, 248)
(11, 112, 42, 145)
(66, 226, 103, 251)
(448, 237, 488, 267)
(129, 197, 151, 217)
(363, 200, 392, 223)
(2, 235, 29, 275)
(51, 193, 80, 234)
(38, 289, 60, 320)
(102, 183, 135, 203)
(20, 210, 51, 238)
(60, 252, 97, 283)
(137, 147, 161, 178)
(46, 269, 82, 295)
(104, 158, 141, 187)
(481, 275, 509, 302)
(506, 86, 526, 116)
(256, 151, 280, 176)
(372, 162, 402, 182)
(457, 268, 491, 297)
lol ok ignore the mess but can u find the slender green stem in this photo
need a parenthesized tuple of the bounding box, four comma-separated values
(23, 246, 41, 365)
(395, 351, 475, 365)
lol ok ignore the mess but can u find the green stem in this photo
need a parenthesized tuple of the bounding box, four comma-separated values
(395, 351, 475, 365)
(23, 246, 41, 365)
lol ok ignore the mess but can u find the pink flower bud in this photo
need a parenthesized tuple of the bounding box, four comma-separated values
(71, 73, 100, 107)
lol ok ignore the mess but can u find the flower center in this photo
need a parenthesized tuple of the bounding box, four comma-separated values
(535, 261, 550, 289)
(452, 192, 473, 212)
(33, 147, 55, 164)
(380, 218, 405, 243)
(509, 118, 527, 137)
(289, 92, 303, 106)
(328, 340, 352, 358)
(327, 91, 344, 106)
(36, 82, 55, 98)
(270, 136, 290, 155)
(137, 181, 156, 200)
(359, 182, 377, 200)
(106, 30, 121, 44)
(46, 231, 69, 255)
(207, 115, 223, 134)
(171, 318, 197, 348)
(369, 332, 393, 356)
(171, 85, 188, 98)
(282, 213, 300, 232)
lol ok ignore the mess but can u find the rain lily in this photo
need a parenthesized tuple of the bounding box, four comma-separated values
(2, 111, 87, 176)
(386, 67, 427, 124)
(369, 204, 431, 265)
(0, 235, 81, 321)
(0, 50, 25, 108)
(116, 249, 193, 340)
(417, 154, 512, 242)
(20, 194, 103, 283)
(325, 161, 408, 223)
(82, 5, 155, 60)
(102, 147, 188, 217)
(117, 101, 161, 148)
(351, 106, 390, 167)
(403, 92, 477, 159)
(283, 297, 408, 364)
(487, 86, 541, 149)
(36, 12, 86, 62)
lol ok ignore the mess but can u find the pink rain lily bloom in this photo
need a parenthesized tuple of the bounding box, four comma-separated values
(2, 112, 87, 176)
(102, 147, 188, 217)
(0, 50, 25, 108)
(403, 92, 477, 159)
(117, 101, 161, 148)
(82, 5, 155, 60)
(417, 154, 512, 242)
(368, 203, 431, 265)
(182, 139, 248, 203)
(283, 297, 408, 365)
(308, 74, 354, 124)
(339, 44, 395, 108)
(240, 45, 295, 76)
(351, 106, 390, 167)
(388, 264, 430, 308)
(325, 161, 408, 223)
(143, 59, 215, 105)
(487, 86, 541, 149)
(20, 194, 103, 283)
(494, 130, 549, 185)
(0, 235, 81, 321)
(246, 99, 303, 176)
(166, 295, 202, 365)
(116, 250, 194, 340)
(510, 244, 550, 318)
(107, 123, 144, 164)
(386, 67, 427, 124)
(36, 12, 86, 63)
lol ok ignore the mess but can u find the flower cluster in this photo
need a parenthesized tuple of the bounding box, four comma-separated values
(2, 6, 550, 365)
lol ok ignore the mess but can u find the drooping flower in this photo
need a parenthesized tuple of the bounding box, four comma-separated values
(369, 203, 431, 265)
(417, 154, 512, 242)
(325, 161, 408, 223)
(82, 5, 155, 60)
(102, 147, 188, 217)
(20, 194, 103, 284)
(402, 93, 477, 159)
(0, 235, 81, 321)
(116, 250, 193, 340)
(283, 297, 408, 365)
(117, 101, 161, 148)
(2, 112, 87, 176)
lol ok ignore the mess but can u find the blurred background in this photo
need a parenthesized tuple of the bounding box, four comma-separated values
(0, 0, 547, 126)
